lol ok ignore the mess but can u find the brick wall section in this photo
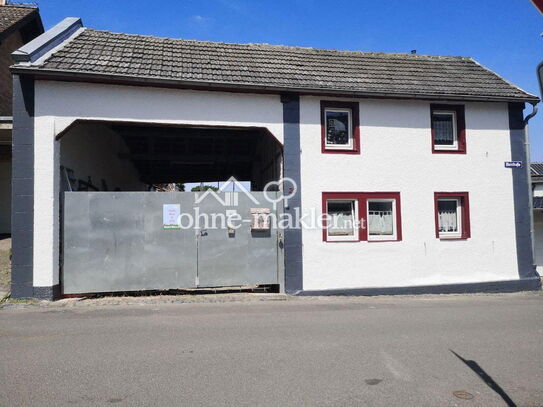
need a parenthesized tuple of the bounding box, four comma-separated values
(0, 30, 23, 117)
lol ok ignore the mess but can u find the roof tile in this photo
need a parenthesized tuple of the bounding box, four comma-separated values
(0, 5, 36, 35)
(31, 29, 539, 102)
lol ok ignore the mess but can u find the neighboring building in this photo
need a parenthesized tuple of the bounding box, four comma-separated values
(532, 163, 543, 273)
(0, 2, 43, 234)
(9, 17, 541, 299)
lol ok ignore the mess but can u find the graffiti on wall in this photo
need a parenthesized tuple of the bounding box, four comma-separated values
(61, 166, 121, 192)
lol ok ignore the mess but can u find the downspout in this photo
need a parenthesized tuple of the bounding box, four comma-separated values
(523, 102, 538, 274)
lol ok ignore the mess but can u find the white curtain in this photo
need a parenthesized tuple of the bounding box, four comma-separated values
(368, 210, 393, 235)
(329, 212, 354, 236)
(434, 120, 453, 144)
(439, 210, 458, 232)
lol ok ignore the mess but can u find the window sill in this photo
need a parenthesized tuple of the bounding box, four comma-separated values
(322, 148, 360, 155)
(432, 149, 466, 154)
(438, 236, 468, 240)
(368, 239, 401, 243)
(324, 239, 360, 243)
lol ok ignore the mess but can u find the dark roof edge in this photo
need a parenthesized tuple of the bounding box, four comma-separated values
(0, 6, 41, 41)
(9, 66, 541, 103)
(12, 17, 82, 63)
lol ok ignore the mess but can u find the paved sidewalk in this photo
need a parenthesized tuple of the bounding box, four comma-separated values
(0, 291, 289, 309)
(1, 292, 542, 406)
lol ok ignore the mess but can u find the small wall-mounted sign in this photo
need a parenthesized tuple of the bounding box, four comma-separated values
(504, 161, 523, 168)
(163, 204, 181, 229)
(250, 208, 271, 231)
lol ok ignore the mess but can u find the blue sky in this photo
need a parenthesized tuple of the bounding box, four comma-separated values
(37, 0, 543, 161)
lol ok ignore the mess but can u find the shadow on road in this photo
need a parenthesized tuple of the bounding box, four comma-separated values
(450, 349, 516, 407)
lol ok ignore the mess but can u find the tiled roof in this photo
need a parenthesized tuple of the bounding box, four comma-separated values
(0, 5, 36, 35)
(25, 28, 539, 102)
(532, 163, 543, 177)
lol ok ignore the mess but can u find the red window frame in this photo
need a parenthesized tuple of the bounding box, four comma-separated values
(321, 101, 360, 154)
(434, 192, 471, 240)
(430, 104, 466, 154)
(322, 192, 402, 242)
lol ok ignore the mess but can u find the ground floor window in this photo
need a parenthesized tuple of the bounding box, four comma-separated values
(322, 192, 402, 242)
(367, 199, 397, 241)
(434, 192, 470, 239)
(326, 199, 359, 241)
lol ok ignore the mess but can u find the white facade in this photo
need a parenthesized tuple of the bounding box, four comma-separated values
(33, 81, 284, 288)
(535, 184, 543, 273)
(300, 97, 518, 290)
(33, 80, 524, 291)
(535, 211, 543, 273)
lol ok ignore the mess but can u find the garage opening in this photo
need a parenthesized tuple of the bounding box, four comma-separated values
(58, 120, 284, 295)
(59, 121, 282, 193)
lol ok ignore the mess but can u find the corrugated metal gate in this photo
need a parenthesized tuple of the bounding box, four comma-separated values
(62, 191, 280, 294)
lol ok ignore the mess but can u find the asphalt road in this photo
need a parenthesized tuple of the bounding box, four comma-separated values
(1, 293, 543, 406)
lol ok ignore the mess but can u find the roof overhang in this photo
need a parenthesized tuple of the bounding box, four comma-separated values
(10, 65, 541, 104)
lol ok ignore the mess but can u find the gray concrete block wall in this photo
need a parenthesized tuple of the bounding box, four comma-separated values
(281, 94, 303, 293)
(508, 102, 537, 279)
(10, 75, 34, 298)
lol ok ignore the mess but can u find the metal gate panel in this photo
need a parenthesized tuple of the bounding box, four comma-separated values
(63, 191, 280, 294)
(196, 192, 279, 287)
(63, 192, 197, 294)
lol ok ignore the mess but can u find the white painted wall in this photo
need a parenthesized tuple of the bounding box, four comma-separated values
(0, 160, 11, 234)
(534, 184, 543, 197)
(36, 81, 285, 142)
(31, 80, 526, 290)
(33, 81, 284, 288)
(535, 211, 543, 273)
(60, 123, 145, 192)
(300, 97, 519, 290)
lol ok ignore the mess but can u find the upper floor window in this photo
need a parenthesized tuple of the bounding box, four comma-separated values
(321, 101, 360, 154)
(431, 104, 466, 154)
(325, 108, 352, 148)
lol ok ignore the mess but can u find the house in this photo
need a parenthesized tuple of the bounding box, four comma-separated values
(0, 2, 43, 235)
(9, 17, 541, 299)
(532, 162, 543, 272)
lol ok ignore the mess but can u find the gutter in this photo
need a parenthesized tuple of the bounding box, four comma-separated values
(9, 65, 540, 104)
(523, 102, 539, 274)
